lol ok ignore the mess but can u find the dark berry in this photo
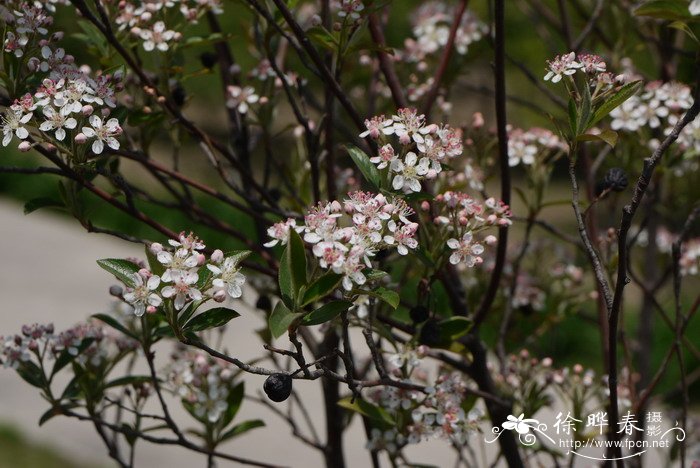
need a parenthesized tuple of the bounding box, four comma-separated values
(409, 305, 430, 324)
(264, 373, 293, 402)
(109, 285, 124, 297)
(269, 188, 282, 202)
(199, 52, 218, 69)
(418, 319, 441, 346)
(597, 168, 628, 195)
(256, 295, 272, 311)
(171, 83, 186, 107)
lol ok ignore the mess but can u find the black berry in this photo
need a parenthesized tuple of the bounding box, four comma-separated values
(409, 305, 430, 324)
(597, 167, 628, 195)
(199, 52, 218, 69)
(419, 319, 441, 346)
(264, 373, 293, 402)
(256, 295, 272, 311)
(171, 83, 186, 107)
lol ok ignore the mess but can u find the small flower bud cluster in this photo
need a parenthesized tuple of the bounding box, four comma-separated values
(360, 108, 464, 193)
(430, 191, 511, 268)
(166, 348, 237, 423)
(543, 52, 616, 85)
(121, 232, 247, 316)
(269, 193, 418, 290)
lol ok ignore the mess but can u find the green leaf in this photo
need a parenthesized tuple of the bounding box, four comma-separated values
(368, 287, 400, 309)
(568, 99, 578, 136)
(589, 81, 643, 127)
(301, 272, 342, 306)
(16, 361, 45, 388)
(278, 230, 307, 306)
(576, 130, 619, 148)
(92, 313, 138, 340)
(220, 419, 265, 442)
(302, 301, 353, 326)
(104, 375, 152, 389)
(306, 26, 339, 51)
(347, 146, 381, 189)
(39, 403, 78, 426)
(96, 259, 141, 287)
(268, 302, 302, 339)
(634, 0, 692, 20)
(221, 382, 245, 428)
(669, 21, 700, 43)
(184, 307, 241, 332)
(438, 316, 473, 341)
(338, 397, 395, 428)
(23, 197, 63, 215)
(577, 82, 593, 134)
(363, 269, 388, 282)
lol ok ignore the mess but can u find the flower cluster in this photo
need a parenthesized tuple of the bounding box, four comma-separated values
(1, 320, 137, 372)
(1, 4, 124, 154)
(610, 81, 694, 141)
(402, 2, 487, 64)
(267, 192, 419, 290)
(115, 0, 223, 52)
(166, 347, 237, 423)
(120, 232, 247, 316)
(507, 126, 568, 167)
(360, 108, 464, 193)
(366, 349, 482, 453)
(430, 191, 511, 268)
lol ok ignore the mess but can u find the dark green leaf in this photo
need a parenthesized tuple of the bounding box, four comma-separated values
(220, 419, 265, 442)
(576, 130, 619, 148)
(363, 269, 388, 282)
(577, 83, 593, 134)
(96, 259, 141, 287)
(302, 301, 353, 326)
(347, 146, 381, 189)
(338, 397, 395, 428)
(634, 0, 692, 20)
(184, 307, 240, 332)
(92, 313, 138, 340)
(301, 272, 342, 306)
(268, 302, 302, 339)
(589, 81, 643, 127)
(438, 316, 473, 341)
(16, 361, 44, 388)
(23, 197, 63, 215)
(278, 230, 307, 306)
(221, 381, 245, 428)
(368, 287, 400, 309)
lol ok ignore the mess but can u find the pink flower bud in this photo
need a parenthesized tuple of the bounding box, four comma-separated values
(399, 133, 411, 145)
(424, 124, 438, 134)
(52, 32, 64, 41)
(420, 201, 430, 211)
(101, 108, 111, 117)
(484, 235, 497, 245)
(426, 169, 437, 179)
(138, 268, 151, 278)
(74, 133, 87, 144)
(213, 290, 227, 302)
(81, 105, 94, 116)
(146, 305, 157, 314)
(211, 249, 224, 263)
(18, 141, 31, 152)
(310, 14, 322, 26)
(196, 253, 206, 266)
(471, 112, 484, 129)
(150, 242, 163, 254)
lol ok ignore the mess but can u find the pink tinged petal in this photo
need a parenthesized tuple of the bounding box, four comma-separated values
(161, 286, 176, 298)
(449, 252, 461, 265)
(157, 251, 172, 263)
(207, 264, 222, 275)
(407, 178, 421, 192)
(147, 293, 162, 307)
(107, 138, 120, 150)
(82, 127, 96, 137)
(189, 289, 202, 301)
(89, 114, 101, 128)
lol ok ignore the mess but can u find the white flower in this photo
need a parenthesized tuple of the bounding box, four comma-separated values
(1, 110, 32, 147)
(264, 218, 301, 247)
(544, 52, 580, 83)
(447, 231, 484, 267)
(140, 21, 176, 52)
(391, 152, 429, 192)
(369, 144, 397, 169)
(610, 98, 643, 132)
(123, 272, 162, 317)
(81, 115, 121, 154)
(39, 106, 77, 141)
(508, 140, 537, 167)
(226, 85, 259, 114)
(161, 270, 202, 310)
(207, 256, 246, 299)
(690, 0, 700, 15)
